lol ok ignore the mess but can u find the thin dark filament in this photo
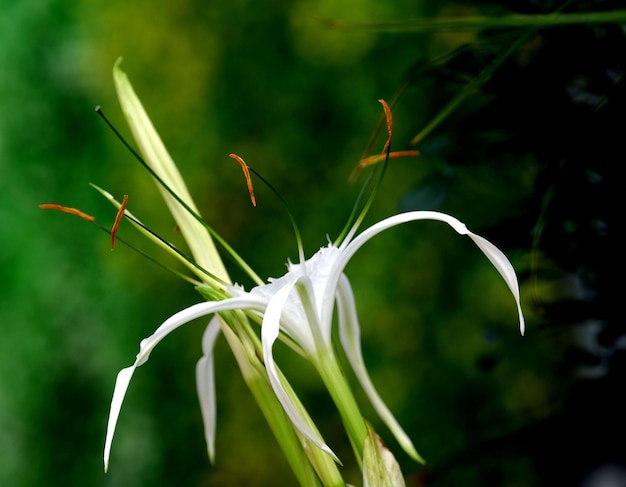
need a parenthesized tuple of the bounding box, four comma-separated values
(40, 202, 202, 285)
(335, 100, 394, 246)
(121, 211, 231, 288)
(95, 221, 202, 286)
(244, 163, 306, 266)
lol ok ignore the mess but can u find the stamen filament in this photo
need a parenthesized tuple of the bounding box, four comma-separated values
(336, 99, 395, 247)
(91, 183, 230, 288)
(231, 155, 306, 267)
(123, 212, 230, 288)
(98, 224, 203, 286)
(39, 204, 95, 222)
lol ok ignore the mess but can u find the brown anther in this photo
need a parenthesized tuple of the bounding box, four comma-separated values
(378, 99, 393, 154)
(39, 204, 95, 222)
(229, 153, 257, 207)
(111, 194, 128, 250)
(358, 150, 420, 168)
(349, 99, 410, 181)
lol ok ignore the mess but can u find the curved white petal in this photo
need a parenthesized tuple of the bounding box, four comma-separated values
(103, 295, 262, 471)
(104, 366, 134, 473)
(261, 280, 338, 461)
(196, 317, 222, 464)
(137, 297, 264, 367)
(467, 233, 525, 335)
(325, 211, 524, 335)
(337, 275, 425, 464)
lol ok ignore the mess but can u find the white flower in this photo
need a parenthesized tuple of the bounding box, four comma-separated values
(104, 209, 524, 470)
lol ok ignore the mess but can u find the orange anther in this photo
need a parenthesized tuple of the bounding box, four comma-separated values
(111, 194, 128, 250)
(358, 150, 420, 168)
(39, 204, 95, 222)
(229, 153, 257, 207)
(378, 99, 393, 154)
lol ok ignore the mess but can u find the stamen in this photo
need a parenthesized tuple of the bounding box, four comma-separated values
(378, 99, 393, 155)
(111, 194, 128, 250)
(39, 204, 95, 222)
(358, 150, 420, 169)
(336, 99, 396, 246)
(229, 153, 257, 207)
(229, 154, 306, 266)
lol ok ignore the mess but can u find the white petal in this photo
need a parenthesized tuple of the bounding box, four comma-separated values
(261, 280, 339, 461)
(467, 233, 525, 335)
(196, 317, 222, 464)
(104, 366, 135, 472)
(337, 275, 425, 464)
(137, 297, 264, 367)
(103, 296, 261, 472)
(325, 211, 524, 334)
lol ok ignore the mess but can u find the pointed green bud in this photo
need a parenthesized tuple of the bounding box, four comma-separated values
(363, 423, 406, 487)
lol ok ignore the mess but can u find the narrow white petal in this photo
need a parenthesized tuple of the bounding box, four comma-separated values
(467, 233, 525, 335)
(137, 297, 264, 367)
(337, 275, 425, 464)
(196, 317, 222, 464)
(104, 366, 136, 472)
(325, 211, 523, 334)
(261, 280, 338, 461)
(103, 296, 261, 472)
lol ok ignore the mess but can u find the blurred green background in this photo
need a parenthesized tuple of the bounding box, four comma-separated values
(1, 0, 623, 486)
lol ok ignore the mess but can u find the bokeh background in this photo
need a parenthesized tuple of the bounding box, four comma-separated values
(1, 0, 623, 486)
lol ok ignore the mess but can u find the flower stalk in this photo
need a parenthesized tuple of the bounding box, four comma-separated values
(322, 10, 626, 33)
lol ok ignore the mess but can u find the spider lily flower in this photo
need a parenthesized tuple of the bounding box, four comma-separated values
(102, 201, 524, 472)
(103, 60, 525, 483)
(109, 208, 523, 459)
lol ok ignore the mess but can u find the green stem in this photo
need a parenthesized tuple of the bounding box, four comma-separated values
(219, 319, 321, 487)
(410, 30, 533, 145)
(316, 350, 368, 468)
(324, 9, 626, 33)
(225, 312, 346, 487)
